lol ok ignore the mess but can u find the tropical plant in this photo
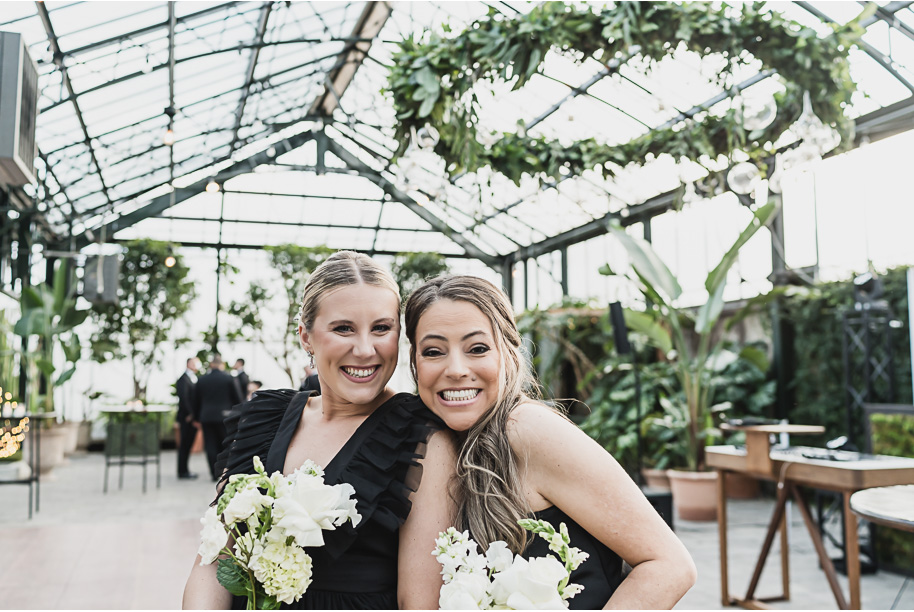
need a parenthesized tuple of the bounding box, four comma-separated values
(89, 240, 196, 401)
(226, 244, 333, 386)
(390, 251, 449, 303)
(13, 262, 88, 413)
(601, 202, 778, 470)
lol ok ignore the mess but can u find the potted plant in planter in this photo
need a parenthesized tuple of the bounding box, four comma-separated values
(601, 201, 777, 520)
(14, 263, 88, 472)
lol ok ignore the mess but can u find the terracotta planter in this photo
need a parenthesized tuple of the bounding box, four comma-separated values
(725, 472, 760, 499)
(667, 469, 719, 521)
(642, 468, 671, 490)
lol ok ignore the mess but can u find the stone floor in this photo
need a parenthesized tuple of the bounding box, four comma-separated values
(1, 450, 912, 610)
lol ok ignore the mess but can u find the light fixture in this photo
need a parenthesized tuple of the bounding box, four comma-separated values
(165, 255, 176, 268)
(726, 162, 761, 195)
(206, 178, 220, 193)
(415, 125, 440, 149)
(740, 92, 778, 132)
(162, 128, 175, 146)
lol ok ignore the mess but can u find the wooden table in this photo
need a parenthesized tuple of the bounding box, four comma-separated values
(850, 485, 914, 533)
(709, 427, 914, 610)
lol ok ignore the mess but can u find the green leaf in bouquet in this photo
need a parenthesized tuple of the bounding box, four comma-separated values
(216, 558, 251, 597)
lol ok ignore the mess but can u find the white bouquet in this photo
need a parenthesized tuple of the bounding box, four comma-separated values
(197, 456, 361, 609)
(433, 519, 589, 610)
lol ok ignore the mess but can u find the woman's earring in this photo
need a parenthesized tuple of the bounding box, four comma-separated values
(309, 352, 315, 369)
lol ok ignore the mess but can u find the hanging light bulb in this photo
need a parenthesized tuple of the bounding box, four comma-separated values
(164, 255, 176, 268)
(415, 125, 440, 149)
(726, 162, 761, 195)
(792, 91, 841, 156)
(741, 92, 778, 132)
(206, 178, 220, 193)
(162, 128, 175, 146)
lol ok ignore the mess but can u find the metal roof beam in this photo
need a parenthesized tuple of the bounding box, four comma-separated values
(227, 2, 273, 155)
(309, 1, 391, 117)
(63, 131, 317, 250)
(35, 1, 113, 207)
(54, 2, 244, 60)
(40, 39, 367, 115)
(110, 238, 477, 259)
(860, 1, 914, 43)
(323, 138, 500, 269)
(155, 214, 437, 233)
(798, 2, 914, 93)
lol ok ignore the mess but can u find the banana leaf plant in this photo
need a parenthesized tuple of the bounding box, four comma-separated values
(13, 263, 88, 413)
(600, 202, 778, 471)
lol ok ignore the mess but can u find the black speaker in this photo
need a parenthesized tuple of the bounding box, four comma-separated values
(82, 255, 119, 304)
(608, 301, 631, 354)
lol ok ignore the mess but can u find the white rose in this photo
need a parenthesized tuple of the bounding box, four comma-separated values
(272, 495, 326, 548)
(249, 538, 313, 604)
(222, 482, 273, 527)
(490, 555, 568, 610)
(485, 541, 514, 573)
(197, 507, 229, 565)
(281, 473, 361, 533)
(439, 571, 492, 609)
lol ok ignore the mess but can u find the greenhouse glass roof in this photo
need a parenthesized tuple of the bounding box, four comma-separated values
(2, 1, 914, 269)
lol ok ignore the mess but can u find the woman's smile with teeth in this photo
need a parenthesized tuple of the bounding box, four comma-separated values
(342, 366, 378, 378)
(440, 389, 481, 402)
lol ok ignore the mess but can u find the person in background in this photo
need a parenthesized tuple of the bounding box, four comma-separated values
(245, 379, 262, 401)
(231, 358, 249, 399)
(193, 354, 244, 481)
(175, 356, 201, 480)
(298, 362, 321, 395)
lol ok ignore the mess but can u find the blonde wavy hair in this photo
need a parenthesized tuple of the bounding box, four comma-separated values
(297, 250, 400, 336)
(405, 275, 545, 554)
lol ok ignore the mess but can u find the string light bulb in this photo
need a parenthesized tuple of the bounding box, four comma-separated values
(206, 178, 220, 193)
(165, 256, 176, 268)
(162, 128, 175, 146)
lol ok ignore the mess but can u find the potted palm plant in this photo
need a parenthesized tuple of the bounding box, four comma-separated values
(601, 201, 777, 520)
(14, 263, 88, 472)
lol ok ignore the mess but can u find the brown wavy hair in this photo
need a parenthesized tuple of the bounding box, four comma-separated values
(405, 275, 542, 553)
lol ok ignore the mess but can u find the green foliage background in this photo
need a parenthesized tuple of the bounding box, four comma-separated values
(776, 266, 912, 447)
(390, 252, 450, 303)
(89, 240, 196, 401)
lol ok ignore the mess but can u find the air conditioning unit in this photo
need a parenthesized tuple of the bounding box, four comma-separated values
(0, 32, 39, 186)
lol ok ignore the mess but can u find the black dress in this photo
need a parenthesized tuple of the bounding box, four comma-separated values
(523, 505, 624, 610)
(216, 389, 443, 610)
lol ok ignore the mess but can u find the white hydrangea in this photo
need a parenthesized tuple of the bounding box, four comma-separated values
(249, 538, 313, 605)
(198, 506, 228, 565)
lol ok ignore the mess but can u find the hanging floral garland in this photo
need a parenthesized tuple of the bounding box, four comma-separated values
(387, 2, 869, 185)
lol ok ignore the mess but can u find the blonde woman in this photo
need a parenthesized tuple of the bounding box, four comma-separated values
(405, 275, 696, 609)
(184, 251, 455, 609)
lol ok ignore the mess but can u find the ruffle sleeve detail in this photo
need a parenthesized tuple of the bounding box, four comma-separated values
(214, 388, 298, 497)
(324, 394, 444, 559)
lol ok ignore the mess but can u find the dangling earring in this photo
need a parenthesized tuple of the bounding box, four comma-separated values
(309, 352, 315, 368)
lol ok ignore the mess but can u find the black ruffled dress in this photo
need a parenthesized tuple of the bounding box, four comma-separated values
(216, 389, 443, 610)
(523, 505, 624, 610)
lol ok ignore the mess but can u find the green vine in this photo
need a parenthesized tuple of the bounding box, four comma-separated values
(388, 2, 869, 185)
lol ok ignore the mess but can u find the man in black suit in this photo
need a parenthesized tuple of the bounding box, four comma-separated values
(232, 358, 249, 400)
(175, 357, 201, 480)
(298, 364, 320, 395)
(194, 355, 244, 481)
